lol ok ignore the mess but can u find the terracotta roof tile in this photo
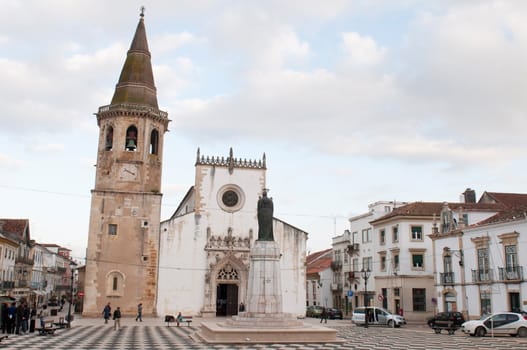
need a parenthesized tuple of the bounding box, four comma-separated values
(0, 219, 30, 241)
(371, 202, 502, 224)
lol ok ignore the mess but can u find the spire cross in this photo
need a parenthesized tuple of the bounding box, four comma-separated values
(140, 6, 145, 18)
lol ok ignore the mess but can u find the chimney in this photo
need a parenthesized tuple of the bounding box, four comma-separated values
(462, 188, 476, 203)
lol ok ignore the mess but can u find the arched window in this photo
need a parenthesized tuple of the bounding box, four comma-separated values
(150, 129, 159, 155)
(105, 126, 114, 151)
(106, 271, 125, 297)
(125, 125, 138, 151)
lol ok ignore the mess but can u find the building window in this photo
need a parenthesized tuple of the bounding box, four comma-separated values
(380, 229, 385, 245)
(106, 271, 124, 297)
(477, 248, 490, 280)
(362, 228, 372, 243)
(394, 288, 400, 297)
(105, 126, 113, 151)
(380, 256, 386, 271)
(108, 224, 117, 235)
(443, 255, 452, 273)
(393, 254, 399, 271)
(480, 291, 492, 315)
(412, 254, 424, 269)
(412, 288, 426, 311)
(352, 258, 359, 272)
(505, 245, 518, 269)
(362, 257, 372, 271)
(150, 129, 159, 155)
(411, 226, 423, 241)
(392, 226, 398, 243)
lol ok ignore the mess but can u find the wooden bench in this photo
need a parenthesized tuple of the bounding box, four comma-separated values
(36, 320, 59, 335)
(164, 314, 192, 327)
(53, 317, 67, 329)
(165, 315, 176, 327)
(180, 316, 192, 327)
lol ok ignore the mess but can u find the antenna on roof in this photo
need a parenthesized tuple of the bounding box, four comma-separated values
(140, 6, 145, 18)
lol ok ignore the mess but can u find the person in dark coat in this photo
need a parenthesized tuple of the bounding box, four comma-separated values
(0, 303, 8, 334)
(29, 303, 37, 333)
(6, 302, 16, 334)
(320, 307, 328, 324)
(102, 303, 111, 324)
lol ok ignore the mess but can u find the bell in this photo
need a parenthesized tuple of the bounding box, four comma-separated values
(126, 139, 136, 150)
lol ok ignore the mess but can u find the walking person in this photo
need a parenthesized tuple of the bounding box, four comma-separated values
(20, 303, 29, 334)
(320, 307, 328, 324)
(113, 307, 121, 331)
(102, 302, 111, 324)
(135, 303, 142, 322)
(29, 304, 37, 333)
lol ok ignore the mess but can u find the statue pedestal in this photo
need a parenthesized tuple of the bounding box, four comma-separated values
(247, 240, 282, 314)
(196, 240, 340, 344)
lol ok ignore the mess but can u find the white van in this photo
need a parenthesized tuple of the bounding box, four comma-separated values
(352, 307, 406, 327)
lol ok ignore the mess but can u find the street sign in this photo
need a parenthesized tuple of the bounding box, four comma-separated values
(347, 290, 353, 297)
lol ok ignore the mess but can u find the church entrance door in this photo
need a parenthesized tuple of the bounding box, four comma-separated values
(216, 284, 239, 316)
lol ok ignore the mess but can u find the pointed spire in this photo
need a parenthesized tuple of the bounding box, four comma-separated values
(111, 9, 158, 108)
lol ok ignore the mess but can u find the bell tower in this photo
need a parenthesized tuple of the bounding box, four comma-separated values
(83, 11, 170, 317)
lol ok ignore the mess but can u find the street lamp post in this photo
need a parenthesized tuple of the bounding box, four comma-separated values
(361, 267, 371, 328)
(67, 262, 76, 328)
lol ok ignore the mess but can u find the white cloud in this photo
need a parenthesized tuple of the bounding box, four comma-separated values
(151, 32, 205, 54)
(25, 143, 65, 153)
(340, 32, 387, 66)
(0, 154, 24, 169)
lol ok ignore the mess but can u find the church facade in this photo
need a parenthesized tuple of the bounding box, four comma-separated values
(157, 149, 308, 318)
(83, 13, 307, 318)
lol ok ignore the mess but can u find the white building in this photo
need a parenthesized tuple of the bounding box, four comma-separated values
(0, 233, 17, 295)
(331, 201, 405, 317)
(431, 191, 527, 319)
(157, 149, 308, 318)
(306, 249, 332, 308)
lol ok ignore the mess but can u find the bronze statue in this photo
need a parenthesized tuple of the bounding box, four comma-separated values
(257, 189, 274, 241)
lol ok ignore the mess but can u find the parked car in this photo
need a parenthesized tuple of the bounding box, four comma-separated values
(306, 305, 323, 318)
(427, 311, 465, 328)
(460, 312, 527, 337)
(352, 306, 406, 327)
(328, 308, 343, 320)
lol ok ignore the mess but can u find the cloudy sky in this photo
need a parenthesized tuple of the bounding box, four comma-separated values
(1, 0, 526, 261)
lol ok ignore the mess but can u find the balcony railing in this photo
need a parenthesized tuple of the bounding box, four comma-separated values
(471, 269, 494, 283)
(440, 272, 455, 285)
(16, 280, 29, 288)
(331, 260, 343, 271)
(15, 256, 34, 265)
(1, 281, 15, 289)
(498, 266, 524, 281)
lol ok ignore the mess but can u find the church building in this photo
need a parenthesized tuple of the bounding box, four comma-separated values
(83, 13, 307, 318)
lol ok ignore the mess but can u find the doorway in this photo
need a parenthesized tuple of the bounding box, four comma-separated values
(216, 284, 239, 316)
(509, 292, 520, 313)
